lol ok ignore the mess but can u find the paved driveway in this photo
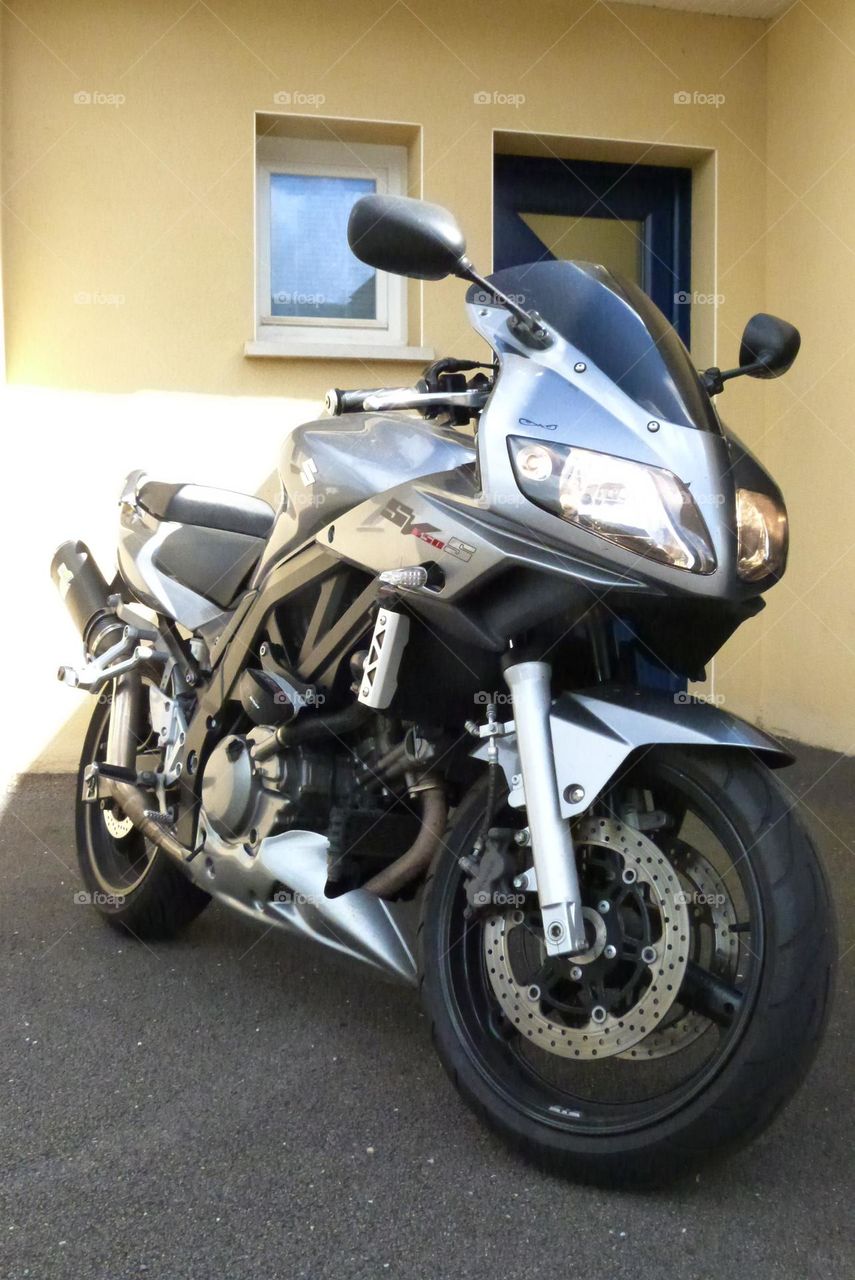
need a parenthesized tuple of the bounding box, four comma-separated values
(1, 747, 852, 1280)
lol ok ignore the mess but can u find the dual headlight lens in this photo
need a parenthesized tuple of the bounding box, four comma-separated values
(508, 438, 788, 582)
(735, 488, 788, 581)
(508, 437, 717, 574)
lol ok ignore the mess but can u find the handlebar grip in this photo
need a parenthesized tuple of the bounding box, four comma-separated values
(325, 387, 379, 415)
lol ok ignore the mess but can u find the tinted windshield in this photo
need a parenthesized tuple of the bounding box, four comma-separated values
(472, 261, 720, 433)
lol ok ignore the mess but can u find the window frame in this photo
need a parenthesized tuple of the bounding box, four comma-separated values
(255, 136, 407, 349)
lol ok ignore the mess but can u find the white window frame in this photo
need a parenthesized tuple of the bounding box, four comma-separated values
(255, 136, 407, 350)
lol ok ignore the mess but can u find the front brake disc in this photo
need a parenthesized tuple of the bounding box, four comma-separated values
(617, 843, 739, 1060)
(482, 817, 690, 1061)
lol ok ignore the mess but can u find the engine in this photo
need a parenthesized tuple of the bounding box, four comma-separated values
(198, 718, 428, 894)
(200, 727, 344, 852)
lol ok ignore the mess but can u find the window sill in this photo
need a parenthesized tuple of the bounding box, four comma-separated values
(245, 340, 435, 362)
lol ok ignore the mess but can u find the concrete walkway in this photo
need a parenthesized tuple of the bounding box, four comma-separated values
(1, 747, 851, 1280)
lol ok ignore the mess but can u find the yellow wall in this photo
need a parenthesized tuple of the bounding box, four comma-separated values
(748, 0, 855, 752)
(1, 0, 779, 779)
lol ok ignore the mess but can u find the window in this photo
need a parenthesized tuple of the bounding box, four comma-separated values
(254, 135, 411, 355)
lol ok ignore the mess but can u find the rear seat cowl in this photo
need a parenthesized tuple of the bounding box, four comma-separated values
(138, 481, 275, 540)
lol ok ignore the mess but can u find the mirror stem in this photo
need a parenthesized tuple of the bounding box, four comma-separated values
(702, 359, 769, 395)
(455, 260, 553, 349)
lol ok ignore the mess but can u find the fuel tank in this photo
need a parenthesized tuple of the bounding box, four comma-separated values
(255, 412, 475, 577)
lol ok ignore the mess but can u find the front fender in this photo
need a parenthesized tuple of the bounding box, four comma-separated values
(473, 685, 792, 819)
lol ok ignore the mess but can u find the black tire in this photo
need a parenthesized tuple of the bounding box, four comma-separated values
(75, 690, 210, 940)
(419, 747, 836, 1186)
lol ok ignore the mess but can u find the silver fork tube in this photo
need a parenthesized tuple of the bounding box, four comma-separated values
(503, 660, 586, 956)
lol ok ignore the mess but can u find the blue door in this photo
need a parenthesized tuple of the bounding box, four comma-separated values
(494, 155, 693, 346)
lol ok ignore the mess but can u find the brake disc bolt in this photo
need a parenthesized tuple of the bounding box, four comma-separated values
(622, 867, 638, 885)
(570, 966, 583, 981)
(591, 1006, 607, 1024)
(604, 944, 617, 960)
(527, 985, 541, 1002)
(641, 945, 657, 965)
(598, 899, 610, 913)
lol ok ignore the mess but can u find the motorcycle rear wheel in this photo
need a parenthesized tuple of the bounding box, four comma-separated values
(75, 685, 210, 939)
(419, 747, 836, 1186)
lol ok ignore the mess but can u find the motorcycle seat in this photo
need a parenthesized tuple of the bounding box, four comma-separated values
(137, 480, 275, 540)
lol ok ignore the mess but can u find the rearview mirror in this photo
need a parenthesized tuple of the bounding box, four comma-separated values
(347, 194, 467, 281)
(738, 313, 801, 379)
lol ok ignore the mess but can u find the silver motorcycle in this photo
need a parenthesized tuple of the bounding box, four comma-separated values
(52, 194, 835, 1185)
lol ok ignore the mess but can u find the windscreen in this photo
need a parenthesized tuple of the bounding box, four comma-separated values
(470, 261, 720, 433)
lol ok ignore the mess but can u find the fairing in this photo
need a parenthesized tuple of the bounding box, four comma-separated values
(466, 263, 785, 602)
(471, 261, 720, 433)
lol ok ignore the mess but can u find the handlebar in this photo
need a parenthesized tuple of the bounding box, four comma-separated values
(326, 357, 494, 422)
(323, 387, 383, 415)
(325, 384, 489, 418)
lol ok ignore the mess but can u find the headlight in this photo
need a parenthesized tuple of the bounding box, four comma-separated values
(508, 437, 717, 574)
(736, 488, 788, 581)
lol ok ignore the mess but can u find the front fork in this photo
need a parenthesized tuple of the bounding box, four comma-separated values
(504, 660, 587, 956)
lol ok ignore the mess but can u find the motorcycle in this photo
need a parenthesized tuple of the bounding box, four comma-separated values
(51, 193, 835, 1185)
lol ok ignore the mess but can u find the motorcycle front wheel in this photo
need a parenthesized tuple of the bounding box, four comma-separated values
(419, 747, 836, 1186)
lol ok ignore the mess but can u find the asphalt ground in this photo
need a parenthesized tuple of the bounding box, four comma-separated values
(1, 745, 852, 1280)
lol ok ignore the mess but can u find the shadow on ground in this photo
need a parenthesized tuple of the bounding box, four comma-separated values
(0, 743, 852, 1280)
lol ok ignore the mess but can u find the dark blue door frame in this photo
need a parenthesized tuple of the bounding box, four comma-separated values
(494, 154, 693, 346)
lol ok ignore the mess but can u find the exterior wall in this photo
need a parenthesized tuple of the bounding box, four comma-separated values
(753, 0, 855, 751)
(1, 0, 773, 781)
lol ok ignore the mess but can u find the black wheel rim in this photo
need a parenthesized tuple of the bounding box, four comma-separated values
(439, 757, 766, 1137)
(81, 692, 157, 898)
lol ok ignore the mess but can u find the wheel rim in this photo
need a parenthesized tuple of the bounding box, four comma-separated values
(439, 758, 765, 1136)
(81, 690, 157, 898)
(483, 817, 692, 1060)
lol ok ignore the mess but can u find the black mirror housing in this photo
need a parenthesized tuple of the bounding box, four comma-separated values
(347, 195, 467, 281)
(739, 312, 801, 379)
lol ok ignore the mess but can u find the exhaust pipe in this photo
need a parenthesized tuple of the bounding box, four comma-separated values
(98, 773, 194, 864)
(362, 779, 447, 898)
(51, 539, 123, 658)
(94, 770, 418, 984)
